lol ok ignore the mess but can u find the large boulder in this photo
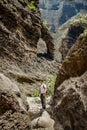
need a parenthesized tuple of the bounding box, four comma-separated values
(53, 72, 87, 130)
(0, 72, 31, 129)
(0, 73, 20, 93)
(0, 73, 28, 113)
(54, 29, 87, 92)
(31, 111, 54, 129)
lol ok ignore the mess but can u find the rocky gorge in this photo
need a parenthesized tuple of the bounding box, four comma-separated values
(0, 0, 87, 130)
(39, 0, 87, 32)
(0, 0, 56, 129)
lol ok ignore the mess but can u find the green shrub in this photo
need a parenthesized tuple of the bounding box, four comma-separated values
(73, 15, 87, 24)
(84, 29, 87, 36)
(46, 75, 56, 96)
(43, 19, 51, 30)
(28, 1, 36, 11)
(32, 89, 39, 97)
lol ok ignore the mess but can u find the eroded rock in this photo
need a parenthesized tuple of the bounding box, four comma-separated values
(0, 72, 31, 129)
(53, 72, 87, 130)
(54, 31, 87, 92)
(52, 20, 87, 130)
(59, 23, 86, 60)
(0, 72, 28, 114)
(0, 0, 54, 61)
(0, 111, 31, 130)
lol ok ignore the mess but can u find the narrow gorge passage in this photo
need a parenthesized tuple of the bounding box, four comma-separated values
(0, 0, 87, 130)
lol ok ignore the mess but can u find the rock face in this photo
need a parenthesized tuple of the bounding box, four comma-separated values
(0, 73, 31, 130)
(0, 0, 56, 129)
(55, 15, 87, 61)
(0, 73, 20, 115)
(52, 21, 87, 130)
(57, 0, 87, 26)
(39, 0, 87, 32)
(0, 0, 54, 60)
(53, 72, 87, 130)
(0, 112, 31, 130)
(0, 0, 58, 119)
(59, 21, 87, 60)
(39, 0, 59, 33)
(54, 26, 87, 92)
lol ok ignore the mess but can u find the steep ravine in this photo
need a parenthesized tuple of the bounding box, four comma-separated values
(39, 0, 87, 32)
(0, 0, 87, 130)
(0, 0, 57, 130)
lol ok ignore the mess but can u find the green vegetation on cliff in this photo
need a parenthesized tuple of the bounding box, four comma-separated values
(46, 75, 56, 96)
(73, 15, 87, 24)
(28, 1, 36, 10)
(84, 29, 87, 36)
(43, 20, 51, 30)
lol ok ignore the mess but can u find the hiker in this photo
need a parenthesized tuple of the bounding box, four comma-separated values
(39, 80, 47, 110)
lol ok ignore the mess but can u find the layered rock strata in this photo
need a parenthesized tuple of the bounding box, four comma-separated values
(0, 0, 54, 61)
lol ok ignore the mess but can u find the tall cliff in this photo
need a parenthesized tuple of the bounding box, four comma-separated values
(0, 0, 56, 95)
(0, 0, 56, 129)
(59, 15, 87, 60)
(52, 16, 87, 130)
(0, 0, 54, 61)
(39, 0, 87, 32)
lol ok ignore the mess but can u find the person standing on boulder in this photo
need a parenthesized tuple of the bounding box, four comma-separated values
(39, 80, 47, 110)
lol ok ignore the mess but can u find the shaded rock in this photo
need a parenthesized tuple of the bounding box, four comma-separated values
(54, 29, 87, 92)
(0, 0, 57, 129)
(59, 20, 87, 60)
(0, 111, 31, 130)
(52, 19, 87, 130)
(54, 14, 86, 61)
(53, 72, 87, 130)
(41, 25, 55, 59)
(0, 91, 19, 116)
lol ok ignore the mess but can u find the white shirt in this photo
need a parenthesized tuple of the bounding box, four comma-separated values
(40, 83, 47, 94)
